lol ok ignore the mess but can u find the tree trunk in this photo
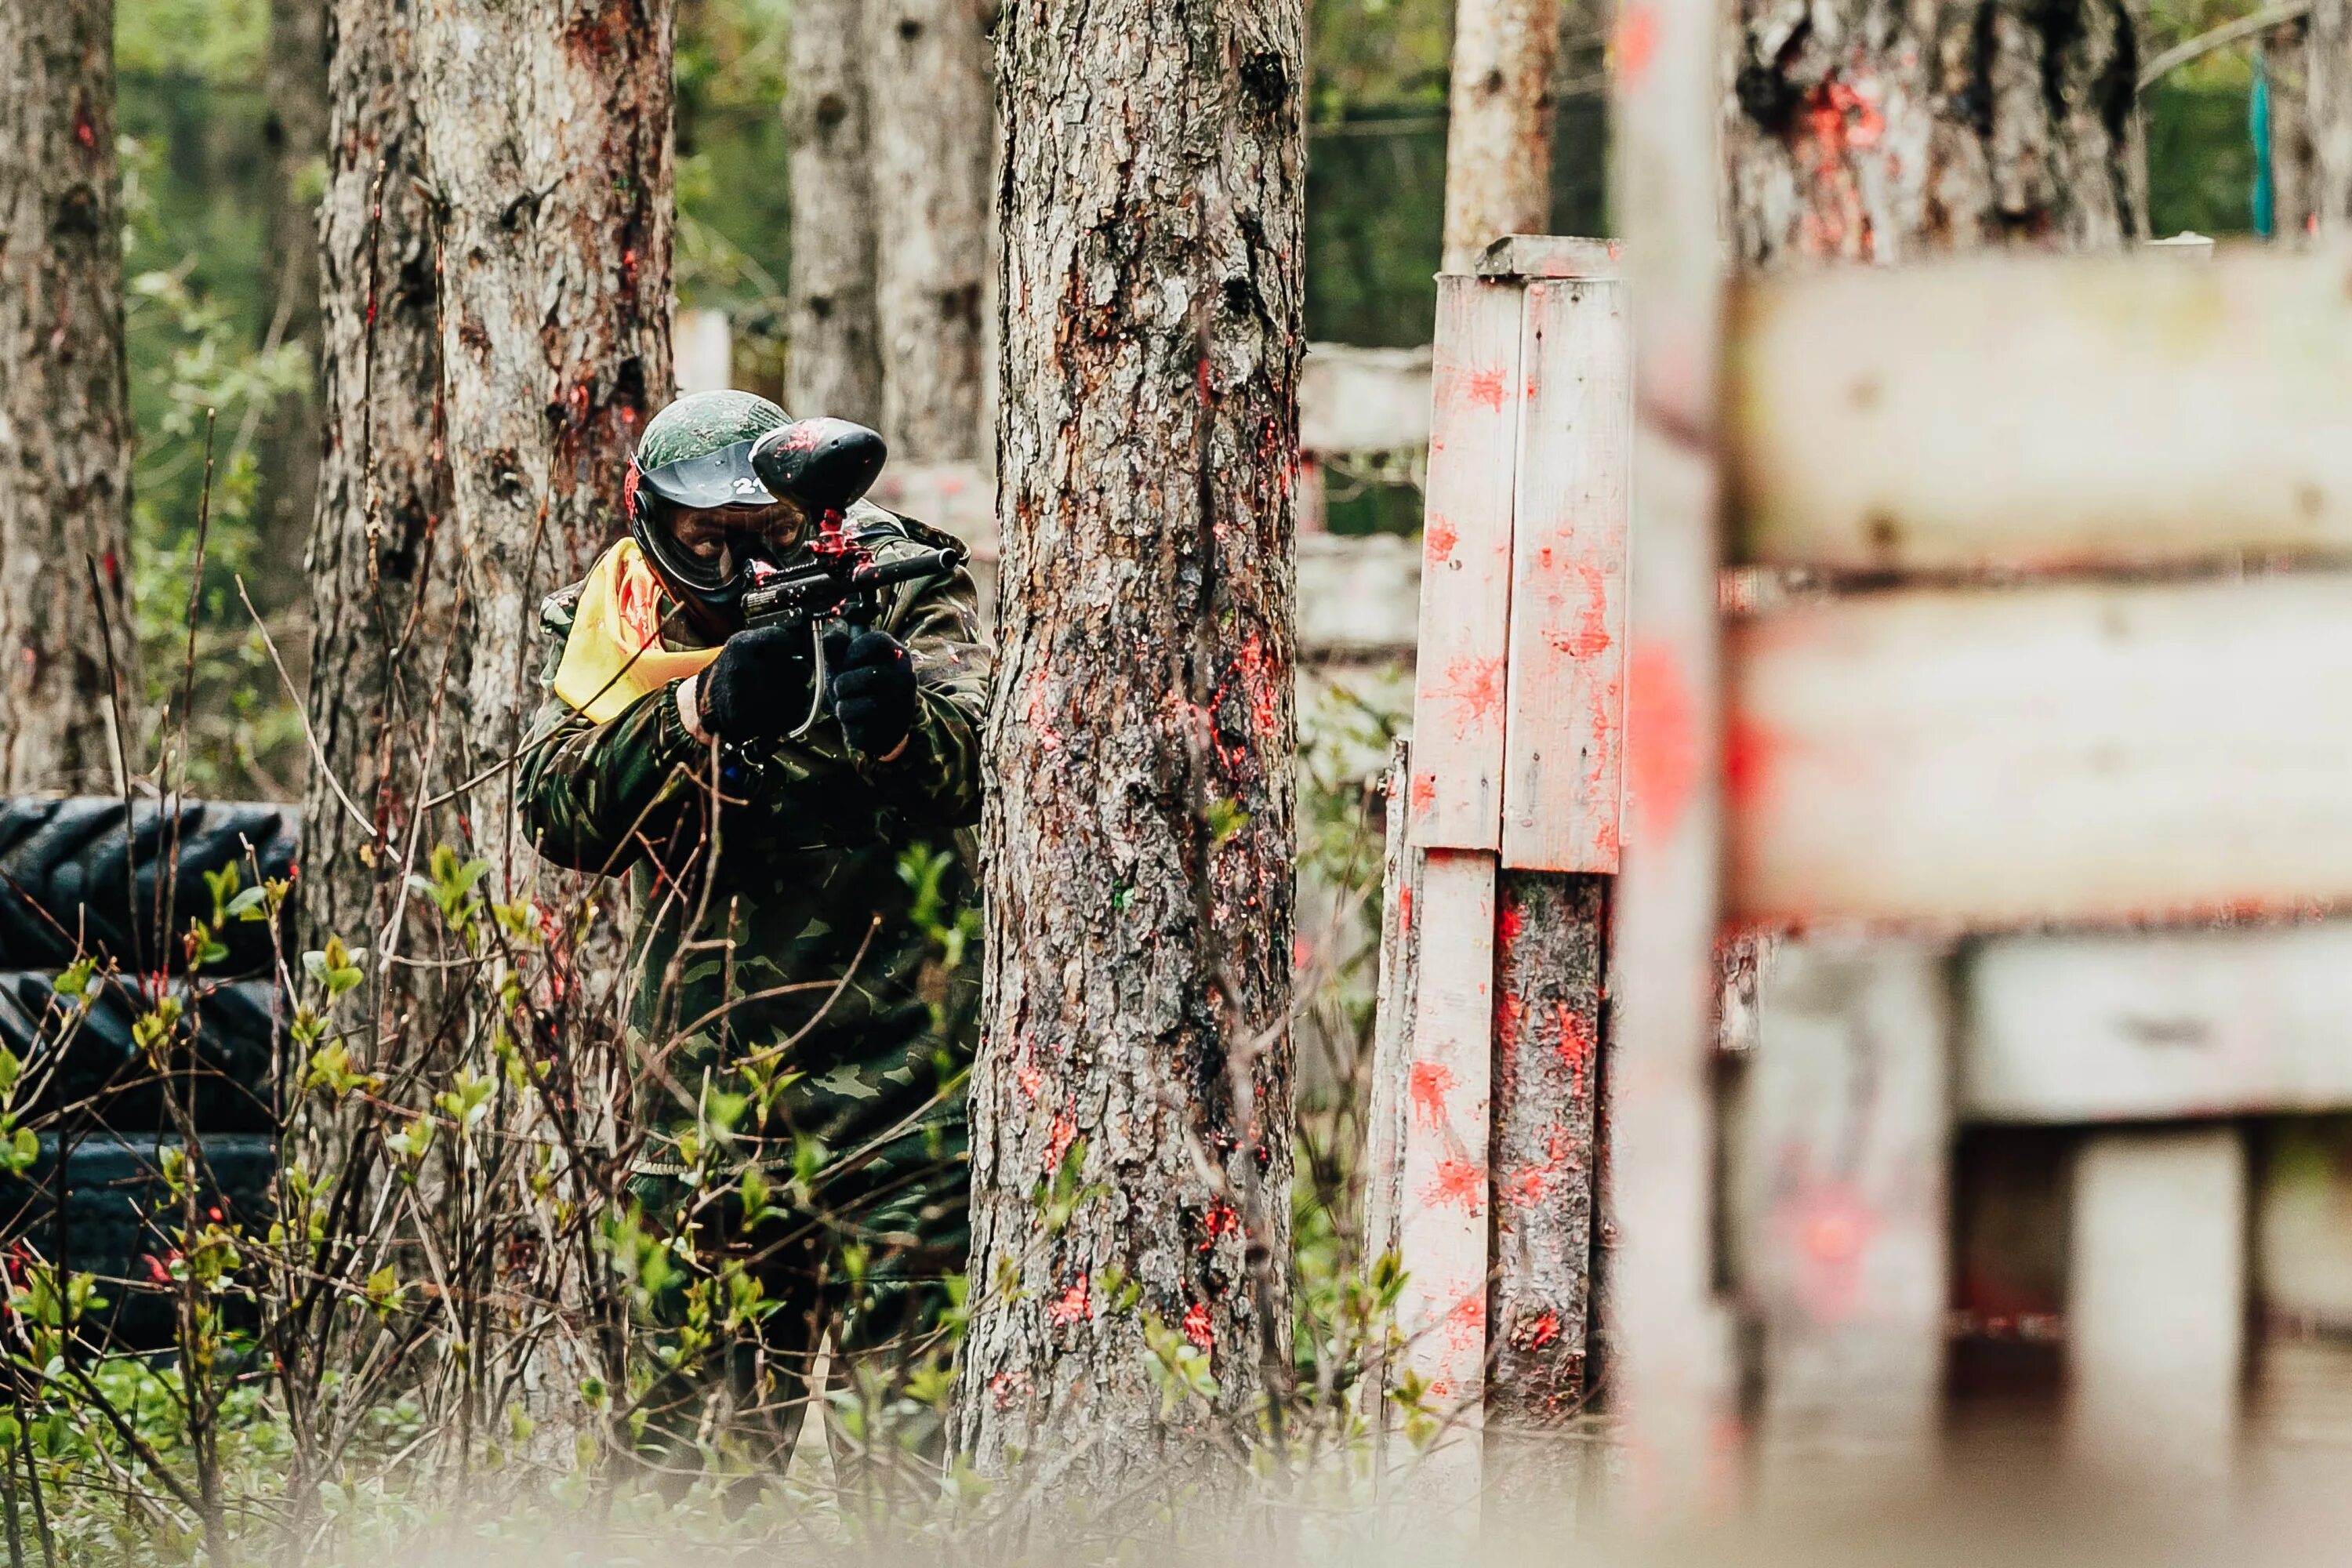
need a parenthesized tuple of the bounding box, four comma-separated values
(864, 0, 992, 459)
(1722, 0, 2144, 266)
(2304, 0, 2352, 231)
(2260, 19, 2317, 238)
(413, 0, 675, 891)
(785, 0, 883, 425)
(1443, 0, 1563, 270)
(252, 0, 330, 616)
(0, 0, 133, 795)
(959, 0, 1305, 1494)
(300, 0, 455, 961)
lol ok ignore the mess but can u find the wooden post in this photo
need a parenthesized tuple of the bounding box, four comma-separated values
(2067, 1127, 2248, 1501)
(1607, 0, 1739, 1513)
(1746, 941, 1951, 1504)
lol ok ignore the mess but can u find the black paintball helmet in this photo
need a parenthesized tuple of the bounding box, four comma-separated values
(626, 390, 795, 638)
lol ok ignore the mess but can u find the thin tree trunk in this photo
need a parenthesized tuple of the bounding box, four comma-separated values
(2305, 0, 2352, 230)
(1443, 0, 1563, 270)
(865, 0, 991, 459)
(1722, 0, 2145, 266)
(785, 0, 883, 424)
(301, 0, 454, 960)
(2261, 19, 2317, 238)
(252, 0, 329, 616)
(413, 0, 675, 892)
(0, 0, 132, 796)
(958, 0, 1305, 1497)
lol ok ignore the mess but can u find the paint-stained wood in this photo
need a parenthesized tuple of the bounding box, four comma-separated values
(1746, 940, 1951, 1503)
(1486, 871, 1606, 1508)
(1730, 571, 2352, 930)
(1410, 276, 1526, 851)
(2067, 1127, 2248, 1495)
(1475, 234, 1626, 280)
(1302, 343, 1435, 454)
(1732, 248, 2352, 575)
(1395, 848, 1498, 1480)
(1501, 277, 1631, 872)
(1607, 0, 1740, 1510)
(1965, 922, 2352, 1122)
(1361, 741, 1421, 1438)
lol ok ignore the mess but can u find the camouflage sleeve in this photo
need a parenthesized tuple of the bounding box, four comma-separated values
(515, 592, 708, 876)
(858, 557, 992, 829)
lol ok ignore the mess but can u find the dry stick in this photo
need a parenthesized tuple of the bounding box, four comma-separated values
(233, 577, 376, 840)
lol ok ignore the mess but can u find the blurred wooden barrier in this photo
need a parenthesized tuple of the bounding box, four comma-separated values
(1363, 238, 1631, 1521)
(1615, 0, 2352, 1510)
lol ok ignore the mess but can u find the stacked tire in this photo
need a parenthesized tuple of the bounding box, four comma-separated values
(0, 799, 296, 1345)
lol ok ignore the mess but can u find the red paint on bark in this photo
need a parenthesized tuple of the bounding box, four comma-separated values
(1047, 1276, 1094, 1326)
(1182, 1301, 1214, 1348)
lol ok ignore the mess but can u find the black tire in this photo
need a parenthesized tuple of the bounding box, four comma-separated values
(0, 972, 281, 1134)
(0, 797, 299, 977)
(0, 1131, 276, 1349)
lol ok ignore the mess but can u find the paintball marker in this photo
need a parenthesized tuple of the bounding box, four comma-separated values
(741, 417, 967, 638)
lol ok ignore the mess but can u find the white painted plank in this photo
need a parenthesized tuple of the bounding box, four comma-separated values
(1475, 234, 1626, 281)
(2067, 1127, 2248, 1499)
(1299, 532, 1421, 655)
(1965, 921, 2352, 1122)
(1746, 940, 1951, 1504)
(1730, 571, 2352, 930)
(1501, 277, 1631, 873)
(673, 306, 732, 394)
(1410, 277, 1526, 850)
(1731, 245, 2352, 574)
(1394, 848, 1497, 1486)
(1301, 343, 1435, 455)
(1609, 0, 1743, 1510)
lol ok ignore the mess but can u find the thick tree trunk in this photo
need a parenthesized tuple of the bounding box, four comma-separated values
(252, 0, 330, 615)
(864, 0, 991, 459)
(785, 0, 883, 424)
(414, 0, 675, 891)
(300, 0, 455, 960)
(1722, 0, 2144, 265)
(0, 0, 133, 795)
(1443, 0, 1563, 270)
(960, 0, 1305, 1493)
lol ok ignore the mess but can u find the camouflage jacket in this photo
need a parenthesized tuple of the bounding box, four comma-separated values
(517, 507, 989, 1174)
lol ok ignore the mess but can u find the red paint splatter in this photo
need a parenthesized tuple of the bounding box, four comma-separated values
(1777, 1171, 1881, 1324)
(1409, 772, 1438, 815)
(1182, 1301, 1214, 1349)
(1026, 673, 1065, 752)
(1425, 515, 1459, 565)
(1615, 5, 1659, 82)
(1396, 884, 1414, 931)
(1519, 1310, 1563, 1351)
(989, 1369, 1033, 1410)
(1016, 1062, 1044, 1102)
(1047, 1276, 1093, 1326)
(1293, 934, 1315, 970)
(1408, 1061, 1455, 1127)
(1200, 1202, 1241, 1249)
(1544, 558, 1613, 659)
(1723, 714, 1780, 810)
(1439, 655, 1508, 735)
(1044, 1113, 1078, 1174)
(1444, 1290, 1486, 1350)
(1425, 1156, 1486, 1214)
(1460, 365, 1509, 412)
(1625, 641, 1699, 844)
(1556, 1003, 1596, 1095)
(1497, 897, 1526, 949)
(1502, 1167, 1549, 1207)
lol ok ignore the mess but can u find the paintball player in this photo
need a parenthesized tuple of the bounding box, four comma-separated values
(515, 389, 987, 1486)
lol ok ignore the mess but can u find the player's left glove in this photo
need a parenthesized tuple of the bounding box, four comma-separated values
(824, 626, 918, 758)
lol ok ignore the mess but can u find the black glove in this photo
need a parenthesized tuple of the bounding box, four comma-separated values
(694, 622, 818, 740)
(824, 626, 919, 757)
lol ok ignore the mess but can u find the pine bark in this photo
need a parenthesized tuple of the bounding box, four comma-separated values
(300, 0, 455, 959)
(960, 0, 1305, 1492)
(413, 0, 675, 891)
(864, 0, 992, 459)
(785, 0, 883, 425)
(1722, 0, 2145, 265)
(0, 0, 133, 795)
(252, 0, 330, 615)
(1442, 0, 1563, 270)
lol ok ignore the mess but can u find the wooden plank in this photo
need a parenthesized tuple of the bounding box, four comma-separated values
(1744, 940, 1951, 1504)
(1501, 277, 1631, 873)
(2067, 1127, 2247, 1496)
(1486, 869, 1606, 1509)
(1301, 343, 1435, 455)
(1360, 740, 1421, 1441)
(1298, 533, 1421, 655)
(1730, 246, 2352, 575)
(1730, 570, 2352, 931)
(1608, 0, 1741, 1510)
(1475, 234, 1624, 281)
(1409, 276, 1526, 851)
(1965, 922, 2352, 1122)
(1393, 848, 1498, 1496)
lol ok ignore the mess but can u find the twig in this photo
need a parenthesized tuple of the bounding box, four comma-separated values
(233, 575, 379, 840)
(2139, 0, 2311, 89)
